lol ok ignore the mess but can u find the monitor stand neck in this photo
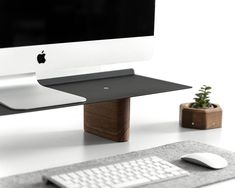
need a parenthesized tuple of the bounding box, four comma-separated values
(0, 72, 86, 110)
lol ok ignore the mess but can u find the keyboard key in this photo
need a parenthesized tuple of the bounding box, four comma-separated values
(112, 178, 150, 188)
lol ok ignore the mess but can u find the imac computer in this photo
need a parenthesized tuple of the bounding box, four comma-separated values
(0, 0, 155, 110)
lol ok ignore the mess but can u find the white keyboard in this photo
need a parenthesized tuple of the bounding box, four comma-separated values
(43, 156, 189, 188)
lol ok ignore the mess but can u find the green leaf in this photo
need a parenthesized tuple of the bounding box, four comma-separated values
(195, 93, 202, 97)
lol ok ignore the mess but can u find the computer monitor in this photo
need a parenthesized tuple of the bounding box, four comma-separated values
(0, 0, 156, 110)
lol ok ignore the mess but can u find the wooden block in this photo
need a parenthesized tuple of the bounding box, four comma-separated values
(84, 98, 130, 142)
(180, 103, 222, 129)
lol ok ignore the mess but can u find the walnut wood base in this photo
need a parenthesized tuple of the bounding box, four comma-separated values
(84, 98, 130, 142)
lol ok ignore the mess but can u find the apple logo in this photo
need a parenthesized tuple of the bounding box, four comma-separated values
(37, 51, 46, 64)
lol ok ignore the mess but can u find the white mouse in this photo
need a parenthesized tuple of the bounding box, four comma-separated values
(181, 152, 228, 169)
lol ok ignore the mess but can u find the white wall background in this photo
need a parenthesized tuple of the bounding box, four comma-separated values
(1, 1, 235, 186)
(107, 0, 235, 126)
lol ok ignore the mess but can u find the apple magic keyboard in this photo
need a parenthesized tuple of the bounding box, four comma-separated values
(43, 156, 189, 188)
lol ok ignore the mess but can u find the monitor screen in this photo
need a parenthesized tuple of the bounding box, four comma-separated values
(0, 0, 155, 48)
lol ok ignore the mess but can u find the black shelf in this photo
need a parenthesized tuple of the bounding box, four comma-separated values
(0, 69, 191, 116)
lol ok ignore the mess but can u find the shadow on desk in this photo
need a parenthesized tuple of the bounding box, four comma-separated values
(132, 121, 198, 134)
(0, 130, 114, 152)
(131, 121, 223, 147)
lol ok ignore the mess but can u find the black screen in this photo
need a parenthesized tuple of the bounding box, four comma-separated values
(0, 0, 155, 48)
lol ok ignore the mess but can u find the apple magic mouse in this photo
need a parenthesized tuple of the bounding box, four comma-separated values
(181, 152, 228, 169)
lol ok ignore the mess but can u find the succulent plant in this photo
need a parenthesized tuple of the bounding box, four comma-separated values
(192, 85, 212, 108)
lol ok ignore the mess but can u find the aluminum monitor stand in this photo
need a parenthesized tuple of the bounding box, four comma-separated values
(0, 73, 86, 110)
